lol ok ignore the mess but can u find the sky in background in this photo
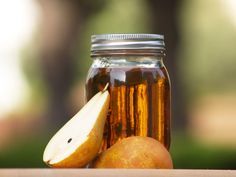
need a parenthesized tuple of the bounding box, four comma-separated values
(222, 0, 236, 27)
(0, 0, 39, 118)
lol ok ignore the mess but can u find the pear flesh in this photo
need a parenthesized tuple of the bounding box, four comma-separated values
(43, 89, 110, 168)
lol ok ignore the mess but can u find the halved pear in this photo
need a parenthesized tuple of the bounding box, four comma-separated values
(43, 88, 110, 168)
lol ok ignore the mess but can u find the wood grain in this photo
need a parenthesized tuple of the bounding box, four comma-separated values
(0, 169, 236, 177)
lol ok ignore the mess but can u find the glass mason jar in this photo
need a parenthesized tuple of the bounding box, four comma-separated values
(85, 34, 171, 151)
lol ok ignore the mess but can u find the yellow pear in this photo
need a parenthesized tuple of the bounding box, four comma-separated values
(92, 136, 173, 169)
(43, 86, 110, 168)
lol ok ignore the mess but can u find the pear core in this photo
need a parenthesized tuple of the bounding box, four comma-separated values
(43, 89, 110, 167)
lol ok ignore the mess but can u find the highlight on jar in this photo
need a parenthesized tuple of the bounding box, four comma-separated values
(43, 34, 172, 169)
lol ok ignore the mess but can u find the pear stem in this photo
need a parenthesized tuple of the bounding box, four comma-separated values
(102, 83, 109, 92)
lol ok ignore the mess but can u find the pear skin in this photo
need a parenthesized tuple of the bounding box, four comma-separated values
(43, 88, 110, 168)
(92, 136, 173, 169)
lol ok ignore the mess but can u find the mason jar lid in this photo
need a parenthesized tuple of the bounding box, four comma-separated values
(91, 34, 165, 51)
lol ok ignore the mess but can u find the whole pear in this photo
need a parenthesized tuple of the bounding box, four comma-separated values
(92, 136, 173, 169)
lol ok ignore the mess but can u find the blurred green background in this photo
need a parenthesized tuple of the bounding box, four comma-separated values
(0, 0, 236, 169)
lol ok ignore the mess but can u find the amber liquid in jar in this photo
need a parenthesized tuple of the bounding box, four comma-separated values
(86, 66, 170, 150)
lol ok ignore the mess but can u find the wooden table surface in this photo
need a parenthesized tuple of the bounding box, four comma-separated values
(0, 169, 235, 177)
